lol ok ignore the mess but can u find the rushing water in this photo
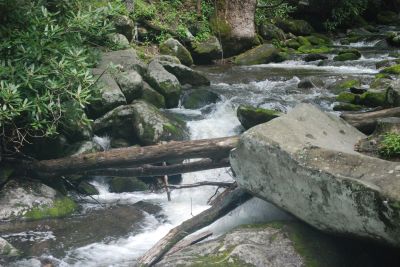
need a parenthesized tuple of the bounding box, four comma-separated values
(4, 33, 400, 266)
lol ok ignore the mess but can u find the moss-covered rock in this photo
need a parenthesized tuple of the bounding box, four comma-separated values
(376, 59, 400, 69)
(24, 197, 77, 220)
(286, 39, 301, 49)
(159, 61, 210, 86)
(77, 181, 99, 195)
(0, 167, 13, 186)
(182, 89, 221, 109)
(109, 177, 148, 193)
(190, 36, 223, 64)
(380, 64, 400, 75)
(339, 48, 362, 58)
(0, 237, 20, 258)
(115, 69, 144, 103)
(274, 51, 289, 63)
(304, 53, 328, 62)
(159, 38, 193, 66)
(140, 82, 166, 108)
(296, 36, 311, 46)
(336, 92, 358, 103)
(258, 22, 286, 42)
(275, 18, 314, 35)
(234, 44, 279, 65)
(298, 45, 332, 54)
(329, 79, 361, 94)
(359, 90, 388, 107)
(334, 50, 361, 61)
(333, 103, 364, 111)
(237, 105, 283, 130)
(306, 34, 332, 46)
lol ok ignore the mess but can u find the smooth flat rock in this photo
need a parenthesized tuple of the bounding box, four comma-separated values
(231, 103, 400, 246)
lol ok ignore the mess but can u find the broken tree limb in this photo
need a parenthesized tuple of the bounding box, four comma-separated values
(27, 136, 239, 177)
(137, 186, 252, 266)
(341, 107, 400, 134)
(165, 230, 213, 257)
(83, 158, 230, 178)
(167, 181, 235, 190)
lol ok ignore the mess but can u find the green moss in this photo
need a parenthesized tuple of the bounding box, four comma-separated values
(297, 45, 332, 54)
(163, 123, 179, 135)
(336, 92, 357, 103)
(360, 90, 387, 107)
(338, 79, 360, 91)
(274, 52, 289, 63)
(297, 36, 311, 46)
(338, 49, 361, 57)
(210, 17, 232, 39)
(234, 44, 278, 65)
(306, 34, 332, 46)
(237, 105, 282, 129)
(333, 103, 363, 111)
(286, 39, 301, 49)
(334, 52, 360, 61)
(25, 197, 77, 220)
(380, 65, 400, 75)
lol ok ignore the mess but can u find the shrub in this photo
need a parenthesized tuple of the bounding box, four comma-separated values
(324, 0, 369, 31)
(379, 133, 400, 158)
(255, 0, 296, 26)
(0, 0, 125, 153)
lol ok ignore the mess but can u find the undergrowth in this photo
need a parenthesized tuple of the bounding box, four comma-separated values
(379, 132, 400, 158)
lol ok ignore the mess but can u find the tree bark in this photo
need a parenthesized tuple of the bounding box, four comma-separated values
(137, 186, 252, 266)
(84, 158, 230, 178)
(25, 136, 239, 177)
(341, 107, 400, 134)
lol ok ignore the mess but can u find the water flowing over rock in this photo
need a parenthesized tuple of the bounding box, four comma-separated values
(231, 104, 400, 247)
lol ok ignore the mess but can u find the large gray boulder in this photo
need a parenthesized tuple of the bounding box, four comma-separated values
(140, 82, 166, 108)
(146, 61, 182, 108)
(190, 36, 223, 64)
(159, 38, 193, 66)
(231, 103, 400, 246)
(115, 69, 144, 102)
(159, 61, 210, 86)
(97, 48, 147, 76)
(89, 68, 127, 118)
(234, 44, 279, 65)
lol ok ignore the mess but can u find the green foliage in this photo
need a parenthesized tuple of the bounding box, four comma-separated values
(25, 197, 77, 220)
(324, 0, 368, 31)
(133, 0, 214, 42)
(379, 133, 400, 158)
(0, 0, 125, 152)
(255, 0, 296, 26)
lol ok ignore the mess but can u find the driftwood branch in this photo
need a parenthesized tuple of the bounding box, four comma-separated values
(168, 181, 234, 190)
(341, 107, 400, 134)
(137, 186, 252, 266)
(83, 158, 230, 178)
(27, 136, 239, 177)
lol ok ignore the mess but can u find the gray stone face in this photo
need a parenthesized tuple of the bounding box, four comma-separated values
(115, 70, 144, 102)
(114, 15, 135, 41)
(159, 61, 210, 87)
(140, 82, 166, 108)
(191, 36, 223, 64)
(97, 48, 147, 76)
(0, 237, 20, 257)
(146, 61, 182, 108)
(230, 103, 400, 246)
(159, 38, 193, 66)
(106, 33, 130, 49)
(89, 68, 127, 118)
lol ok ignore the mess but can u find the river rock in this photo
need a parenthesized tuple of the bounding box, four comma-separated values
(182, 89, 220, 109)
(0, 180, 76, 221)
(159, 38, 193, 66)
(114, 15, 135, 41)
(304, 53, 328, 62)
(275, 18, 314, 36)
(258, 22, 286, 41)
(190, 36, 223, 64)
(89, 68, 127, 118)
(77, 181, 99, 195)
(234, 44, 280, 65)
(152, 55, 181, 64)
(97, 48, 147, 76)
(237, 105, 282, 130)
(328, 78, 361, 94)
(146, 61, 182, 108)
(0, 237, 20, 257)
(159, 61, 210, 87)
(334, 49, 361, 61)
(376, 58, 400, 69)
(140, 82, 166, 108)
(115, 69, 144, 102)
(231, 103, 400, 247)
(298, 77, 324, 89)
(107, 33, 130, 49)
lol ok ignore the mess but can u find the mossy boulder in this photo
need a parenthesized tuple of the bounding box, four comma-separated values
(377, 11, 399, 25)
(109, 177, 148, 193)
(296, 36, 311, 46)
(106, 33, 130, 49)
(298, 45, 332, 54)
(115, 70, 144, 103)
(304, 53, 328, 62)
(140, 82, 166, 108)
(146, 60, 182, 108)
(77, 181, 99, 195)
(275, 18, 314, 35)
(114, 15, 135, 41)
(334, 49, 361, 61)
(0, 237, 20, 258)
(286, 39, 301, 49)
(237, 105, 283, 130)
(376, 59, 400, 69)
(24, 197, 77, 220)
(306, 34, 332, 46)
(234, 44, 279, 65)
(359, 89, 388, 107)
(380, 64, 400, 75)
(60, 102, 92, 142)
(190, 36, 223, 64)
(258, 22, 286, 41)
(159, 61, 210, 86)
(333, 103, 364, 111)
(336, 92, 358, 103)
(329, 78, 361, 94)
(274, 51, 290, 63)
(159, 38, 193, 66)
(182, 89, 221, 109)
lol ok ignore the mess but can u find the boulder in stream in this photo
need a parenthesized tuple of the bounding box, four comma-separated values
(237, 105, 282, 130)
(159, 61, 210, 86)
(230, 103, 400, 247)
(182, 89, 221, 109)
(190, 36, 223, 64)
(234, 44, 279, 65)
(159, 38, 193, 66)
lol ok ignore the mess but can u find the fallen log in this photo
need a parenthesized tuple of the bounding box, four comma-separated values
(341, 107, 400, 134)
(137, 186, 252, 266)
(165, 230, 213, 256)
(83, 158, 230, 178)
(168, 181, 234, 190)
(26, 136, 239, 177)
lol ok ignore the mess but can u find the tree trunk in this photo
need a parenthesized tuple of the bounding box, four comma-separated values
(341, 107, 400, 134)
(23, 136, 239, 177)
(211, 0, 258, 57)
(137, 186, 252, 266)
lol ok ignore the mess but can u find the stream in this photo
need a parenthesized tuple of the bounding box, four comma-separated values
(3, 30, 400, 266)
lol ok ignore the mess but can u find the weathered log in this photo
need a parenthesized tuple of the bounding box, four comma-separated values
(137, 186, 252, 266)
(341, 107, 400, 134)
(84, 158, 230, 178)
(165, 230, 213, 256)
(28, 136, 239, 177)
(168, 181, 234, 190)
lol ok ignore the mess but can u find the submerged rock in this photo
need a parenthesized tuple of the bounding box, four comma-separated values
(146, 61, 182, 108)
(231, 104, 400, 246)
(237, 105, 282, 130)
(181, 89, 220, 109)
(234, 44, 279, 65)
(159, 61, 210, 86)
(159, 38, 193, 66)
(304, 53, 328, 62)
